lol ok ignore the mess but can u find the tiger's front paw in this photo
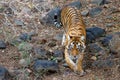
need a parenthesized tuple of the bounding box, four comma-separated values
(80, 70, 86, 76)
(75, 70, 86, 76)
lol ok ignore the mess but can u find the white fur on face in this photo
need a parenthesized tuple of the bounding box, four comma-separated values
(80, 36, 85, 41)
(68, 35, 70, 41)
(76, 43, 80, 48)
(70, 42, 74, 48)
(62, 34, 66, 45)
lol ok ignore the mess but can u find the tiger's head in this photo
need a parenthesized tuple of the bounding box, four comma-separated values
(66, 35, 86, 62)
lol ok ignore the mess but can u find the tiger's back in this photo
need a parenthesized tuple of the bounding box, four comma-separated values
(61, 6, 86, 38)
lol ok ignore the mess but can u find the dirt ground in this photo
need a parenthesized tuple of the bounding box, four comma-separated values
(0, 0, 120, 80)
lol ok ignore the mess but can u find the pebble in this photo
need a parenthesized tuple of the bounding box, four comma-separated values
(0, 40, 6, 49)
(89, 7, 102, 17)
(91, 0, 109, 5)
(81, 10, 89, 17)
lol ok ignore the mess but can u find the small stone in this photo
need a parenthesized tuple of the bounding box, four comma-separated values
(91, 0, 109, 5)
(48, 40, 56, 47)
(92, 59, 114, 68)
(28, 31, 38, 37)
(14, 19, 24, 26)
(0, 40, 6, 49)
(62, 63, 69, 68)
(106, 23, 114, 27)
(100, 35, 113, 46)
(67, 1, 82, 9)
(33, 60, 59, 72)
(89, 7, 102, 17)
(4, 7, 13, 16)
(19, 33, 31, 41)
(18, 42, 32, 51)
(81, 10, 89, 16)
(109, 33, 120, 54)
(53, 49, 64, 61)
(39, 39, 47, 44)
(19, 58, 30, 67)
(33, 46, 50, 59)
(0, 65, 11, 80)
(91, 56, 97, 61)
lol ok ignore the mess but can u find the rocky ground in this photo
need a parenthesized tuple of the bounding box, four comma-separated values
(0, 0, 120, 80)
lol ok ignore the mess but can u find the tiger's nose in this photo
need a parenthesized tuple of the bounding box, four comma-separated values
(73, 56, 77, 63)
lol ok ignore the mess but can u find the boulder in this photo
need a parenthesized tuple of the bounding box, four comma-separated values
(86, 27, 105, 38)
(0, 65, 11, 80)
(33, 60, 59, 72)
(33, 46, 51, 59)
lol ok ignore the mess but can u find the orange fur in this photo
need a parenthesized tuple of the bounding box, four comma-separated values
(61, 6, 86, 74)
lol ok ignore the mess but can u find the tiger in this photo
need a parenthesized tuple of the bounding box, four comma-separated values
(61, 6, 86, 75)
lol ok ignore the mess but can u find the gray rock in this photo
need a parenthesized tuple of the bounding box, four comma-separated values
(109, 33, 120, 54)
(86, 27, 105, 38)
(4, 7, 14, 16)
(53, 49, 64, 61)
(19, 58, 31, 67)
(91, 0, 109, 5)
(18, 42, 32, 51)
(88, 43, 105, 55)
(89, 7, 102, 17)
(81, 10, 89, 17)
(0, 40, 6, 49)
(62, 63, 69, 68)
(33, 46, 51, 59)
(88, 43, 102, 52)
(67, 1, 82, 9)
(101, 32, 120, 50)
(40, 7, 62, 28)
(86, 32, 95, 43)
(92, 59, 114, 68)
(28, 31, 37, 37)
(14, 19, 24, 26)
(19, 33, 31, 41)
(33, 60, 59, 72)
(0, 65, 11, 80)
(100, 32, 120, 54)
(106, 23, 114, 28)
(100, 35, 113, 47)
